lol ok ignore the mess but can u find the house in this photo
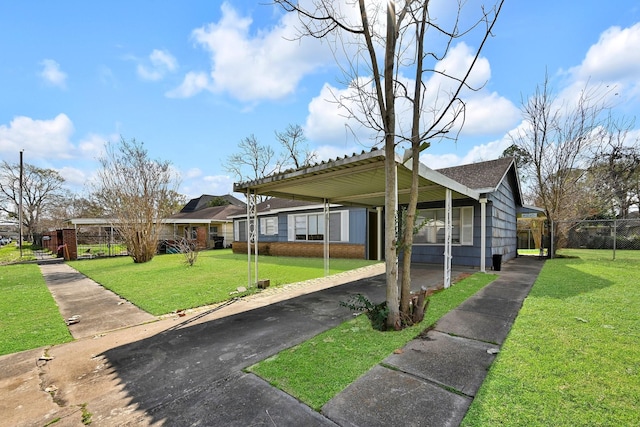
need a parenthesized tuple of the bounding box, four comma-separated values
(232, 149, 526, 271)
(230, 198, 370, 259)
(162, 194, 245, 249)
(414, 156, 524, 266)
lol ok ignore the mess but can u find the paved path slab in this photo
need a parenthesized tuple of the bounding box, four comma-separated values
(322, 256, 545, 426)
(39, 263, 157, 338)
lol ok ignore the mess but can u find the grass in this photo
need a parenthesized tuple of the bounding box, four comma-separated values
(77, 243, 128, 256)
(247, 272, 498, 410)
(0, 263, 73, 356)
(0, 242, 36, 264)
(68, 249, 379, 316)
(462, 249, 640, 426)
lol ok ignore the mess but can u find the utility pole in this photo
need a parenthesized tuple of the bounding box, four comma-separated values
(19, 150, 23, 257)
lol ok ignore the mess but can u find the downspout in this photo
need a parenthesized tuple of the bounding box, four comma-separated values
(480, 197, 487, 272)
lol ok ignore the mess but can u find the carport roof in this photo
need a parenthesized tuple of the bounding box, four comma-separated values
(233, 149, 480, 206)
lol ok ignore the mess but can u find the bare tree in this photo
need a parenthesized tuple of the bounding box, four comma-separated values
(172, 237, 200, 267)
(276, 0, 504, 329)
(0, 161, 66, 241)
(589, 118, 640, 218)
(224, 134, 278, 183)
(275, 124, 318, 169)
(93, 137, 179, 263)
(511, 75, 616, 253)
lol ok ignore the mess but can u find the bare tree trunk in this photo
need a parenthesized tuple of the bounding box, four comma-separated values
(383, 0, 400, 330)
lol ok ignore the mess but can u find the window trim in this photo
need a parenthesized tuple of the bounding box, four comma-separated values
(287, 211, 349, 242)
(413, 206, 473, 246)
(259, 216, 278, 236)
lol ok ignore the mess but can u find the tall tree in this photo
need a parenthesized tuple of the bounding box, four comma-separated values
(224, 134, 278, 184)
(225, 125, 317, 203)
(0, 161, 66, 240)
(276, 0, 504, 329)
(93, 137, 179, 263)
(275, 124, 318, 169)
(510, 75, 615, 253)
(589, 118, 640, 218)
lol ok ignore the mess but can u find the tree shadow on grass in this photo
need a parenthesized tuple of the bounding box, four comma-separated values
(527, 257, 613, 300)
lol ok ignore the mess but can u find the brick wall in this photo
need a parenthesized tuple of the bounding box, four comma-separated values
(62, 229, 78, 260)
(232, 241, 366, 259)
(42, 228, 78, 260)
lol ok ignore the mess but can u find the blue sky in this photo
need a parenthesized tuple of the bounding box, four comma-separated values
(1, 1, 639, 199)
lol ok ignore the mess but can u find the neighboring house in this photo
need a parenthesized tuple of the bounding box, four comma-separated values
(233, 150, 527, 270)
(162, 194, 246, 249)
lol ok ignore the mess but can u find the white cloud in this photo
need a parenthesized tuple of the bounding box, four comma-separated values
(185, 168, 203, 179)
(181, 174, 234, 198)
(0, 114, 75, 160)
(305, 42, 519, 147)
(77, 133, 117, 159)
(188, 2, 330, 102)
(166, 71, 210, 98)
(460, 92, 521, 135)
(421, 137, 512, 170)
(137, 49, 178, 81)
(57, 166, 89, 188)
(39, 59, 67, 88)
(434, 42, 491, 90)
(305, 83, 367, 145)
(573, 22, 640, 83)
(564, 22, 640, 106)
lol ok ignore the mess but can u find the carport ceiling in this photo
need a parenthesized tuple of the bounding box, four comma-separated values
(233, 150, 480, 207)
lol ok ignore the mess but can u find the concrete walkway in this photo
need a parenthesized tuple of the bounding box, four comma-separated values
(0, 257, 544, 426)
(323, 256, 545, 426)
(39, 263, 157, 339)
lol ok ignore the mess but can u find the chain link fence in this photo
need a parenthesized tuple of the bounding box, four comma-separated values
(552, 218, 640, 256)
(76, 229, 128, 258)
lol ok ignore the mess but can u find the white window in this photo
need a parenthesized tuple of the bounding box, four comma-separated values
(287, 211, 349, 242)
(234, 220, 247, 241)
(414, 206, 473, 245)
(260, 217, 278, 235)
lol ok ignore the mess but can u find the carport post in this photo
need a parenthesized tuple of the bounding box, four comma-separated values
(444, 189, 452, 288)
(323, 198, 329, 276)
(246, 189, 258, 288)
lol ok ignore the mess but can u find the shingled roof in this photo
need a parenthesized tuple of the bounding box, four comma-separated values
(167, 204, 245, 222)
(180, 194, 245, 213)
(436, 157, 516, 191)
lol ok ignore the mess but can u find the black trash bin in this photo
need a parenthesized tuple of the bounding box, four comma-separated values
(492, 254, 503, 271)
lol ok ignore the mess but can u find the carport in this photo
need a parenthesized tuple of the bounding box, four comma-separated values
(233, 149, 483, 289)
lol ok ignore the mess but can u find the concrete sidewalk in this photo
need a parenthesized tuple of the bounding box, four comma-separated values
(323, 256, 545, 426)
(39, 263, 157, 339)
(1, 257, 543, 426)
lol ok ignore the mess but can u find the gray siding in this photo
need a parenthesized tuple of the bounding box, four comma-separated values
(253, 207, 366, 244)
(408, 199, 482, 267)
(488, 177, 518, 262)
(407, 175, 518, 268)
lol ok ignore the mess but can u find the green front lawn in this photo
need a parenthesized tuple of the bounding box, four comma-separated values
(0, 242, 36, 264)
(462, 249, 640, 426)
(247, 272, 498, 410)
(0, 264, 73, 356)
(68, 249, 379, 316)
